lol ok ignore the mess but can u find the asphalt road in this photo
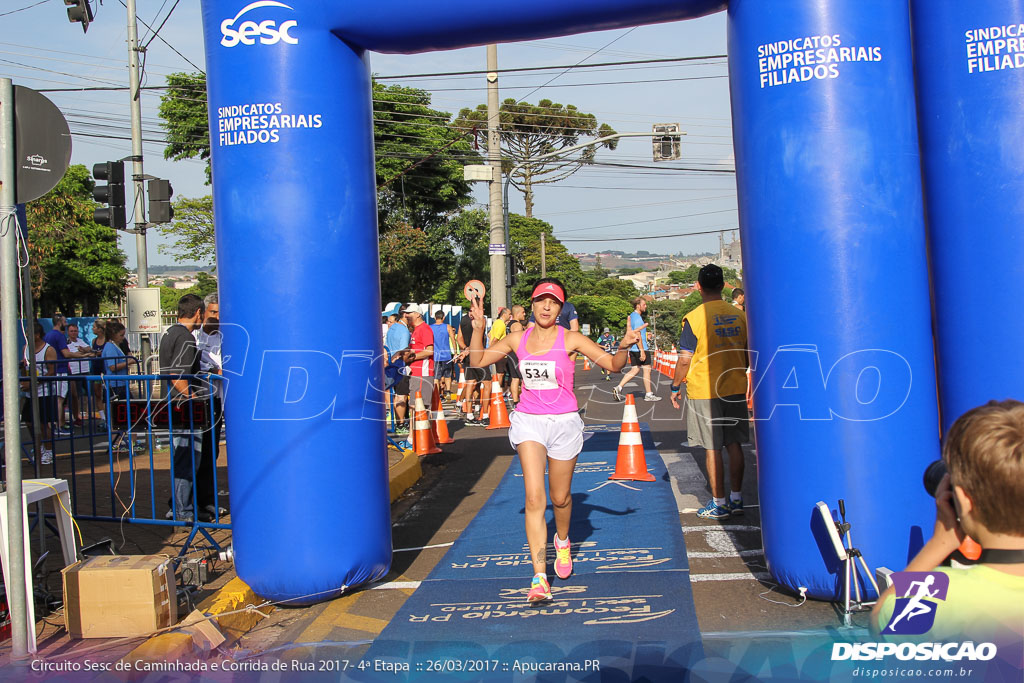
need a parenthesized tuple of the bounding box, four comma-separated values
(236, 363, 873, 663)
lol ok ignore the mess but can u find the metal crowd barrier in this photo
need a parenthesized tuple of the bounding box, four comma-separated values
(1, 362, 228, 557)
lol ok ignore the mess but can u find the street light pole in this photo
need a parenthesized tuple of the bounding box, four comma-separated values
(502, 131, 680, 305)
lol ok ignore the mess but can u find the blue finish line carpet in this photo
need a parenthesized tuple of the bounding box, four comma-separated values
(361, 423, 702, 681)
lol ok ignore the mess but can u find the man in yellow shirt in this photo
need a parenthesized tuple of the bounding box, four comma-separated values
(489, 307, 511, 398)
(669, 264, 749, 520)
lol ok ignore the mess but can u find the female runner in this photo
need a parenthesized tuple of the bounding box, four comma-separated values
(468, 278, 644, 602)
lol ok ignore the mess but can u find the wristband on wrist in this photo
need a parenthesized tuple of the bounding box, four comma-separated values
(670, 384, 681, 393)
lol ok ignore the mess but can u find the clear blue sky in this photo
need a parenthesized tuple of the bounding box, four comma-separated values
(5, 1, 737, 267)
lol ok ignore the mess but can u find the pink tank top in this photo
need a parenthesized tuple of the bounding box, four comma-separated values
(515, 326, 577, 415)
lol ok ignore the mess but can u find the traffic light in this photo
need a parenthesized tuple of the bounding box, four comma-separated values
(652, 123, 681, 162)
(92, 161, 126, 230)
(65, 0, 93, 33)
(148, 179, 174, 223)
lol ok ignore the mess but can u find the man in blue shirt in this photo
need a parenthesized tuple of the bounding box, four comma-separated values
(382, 303, 412, 434)
(613, 297, 661, 402)
(43, 315, 95, 434)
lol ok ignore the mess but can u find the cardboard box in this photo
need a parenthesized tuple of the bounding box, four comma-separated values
(63, 555, 177, 639)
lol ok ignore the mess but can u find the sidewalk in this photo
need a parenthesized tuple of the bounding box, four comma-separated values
(0, 439, 422, 668)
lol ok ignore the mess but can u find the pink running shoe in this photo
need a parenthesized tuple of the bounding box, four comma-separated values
(553, 535, 573, 580)
(527, 574, 551, 603)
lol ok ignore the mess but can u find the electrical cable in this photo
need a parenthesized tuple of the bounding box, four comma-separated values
(515, 26, 637, 103)
(116, 0, 203, 74)
(0, 0, 52, 18)
(374, 53, 727, 80)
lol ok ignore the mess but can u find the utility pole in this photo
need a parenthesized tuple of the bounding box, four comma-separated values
(540, 232, 547, 277)
(1, 77, 29, 660)
(126, 0, 152, 364)
(486, 45, 506, 315)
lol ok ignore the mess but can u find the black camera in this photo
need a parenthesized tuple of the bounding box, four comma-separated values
(923, 459, 947, 497)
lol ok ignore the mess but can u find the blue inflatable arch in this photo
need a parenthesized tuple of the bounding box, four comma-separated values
(199, 0, 1022, 602)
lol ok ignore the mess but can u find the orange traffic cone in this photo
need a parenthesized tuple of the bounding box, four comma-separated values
(431, 384, 454, 444)
(430, 382, 443, 414)
(583, 357, 591, 371)
(609, 394, 655, 481)
(486, 378, 512, 430)
(433, 407, 454, 444)
(454, 368, 466, 401)
(412, 391, 442, 456)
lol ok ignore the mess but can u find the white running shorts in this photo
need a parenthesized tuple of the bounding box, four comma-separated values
(508, 411, 584, 461)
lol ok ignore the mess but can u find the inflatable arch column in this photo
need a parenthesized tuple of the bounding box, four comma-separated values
(728, 0, 940, 599)
(200, 0, 940, 602)
(911, 1, 1024, 431)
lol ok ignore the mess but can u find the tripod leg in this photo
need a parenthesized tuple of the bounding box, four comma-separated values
(858, 552, 881, 599)
(843, 556, 852, 626)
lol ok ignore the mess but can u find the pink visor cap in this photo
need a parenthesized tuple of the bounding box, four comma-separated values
(530, 282, 565, 303)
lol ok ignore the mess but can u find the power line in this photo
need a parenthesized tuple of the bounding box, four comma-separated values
(516, 26, 636, 103)
(0, 0, 53, 18)
(373, 53, 726, 81)
(560, 226, 738, 242)
(116, 0, 203, 73)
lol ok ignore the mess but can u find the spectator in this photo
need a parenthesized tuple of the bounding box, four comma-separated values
(400, 303, 434, 401)
(490, 307, 512, 396)
(871, 399, 1024, 641)
(732, 287, 745, 311)
(65, 322, 94, 426)
(159, 294, 207, 524)
(383, 303, 411, 435)
(22, 322, 57, 465)
(42, 315, 72, 433)
(457, 303, 490, 426)
(507, 305, 527, 402)
(90, 320, 107, 420)
(101, 321, 131, 401)
(195, 292, 226, 519)
(670, 264, 749, 520)
(613, 297, 661, 402)
(430, 310, 457, 398)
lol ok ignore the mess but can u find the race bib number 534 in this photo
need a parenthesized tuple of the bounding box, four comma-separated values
(521, 360, 558, 391)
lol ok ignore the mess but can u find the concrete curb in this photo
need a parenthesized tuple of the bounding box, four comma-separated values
(125, 449, 423, 662)
(389, 448, 422, 502)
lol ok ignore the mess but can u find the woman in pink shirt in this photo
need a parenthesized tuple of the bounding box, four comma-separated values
(468, 278, 644, 602)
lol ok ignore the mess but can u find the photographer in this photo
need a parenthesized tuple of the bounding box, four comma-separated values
(870, 400, 1024, 639)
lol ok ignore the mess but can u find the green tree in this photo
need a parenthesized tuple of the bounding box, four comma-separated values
(454, 99, 616, 217)
(618, 267, 644, 276)
(25, 164, 128, 315)
(158, 72, 211, 183)
(573, 295, 634, 338)
(374, 82, 480, 233)
(507, 215, 584, 304)
(157, 195, 215, 266)
(668, 264, 742, 285)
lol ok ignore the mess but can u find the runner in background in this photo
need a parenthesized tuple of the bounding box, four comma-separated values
(468, 278, 643, 602)
(430, 310, 456, 398)
(458, 311, 490, 426)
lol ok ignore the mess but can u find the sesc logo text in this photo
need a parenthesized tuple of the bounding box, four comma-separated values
(221, 1, 298, 47)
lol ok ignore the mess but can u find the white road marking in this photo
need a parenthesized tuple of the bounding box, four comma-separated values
(369, 581, 422, 591)
(392, 542, 455, 553)
(687, 549, 764, 559)
(682, 524, 761, 533)
(689, 572, 772, 583)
